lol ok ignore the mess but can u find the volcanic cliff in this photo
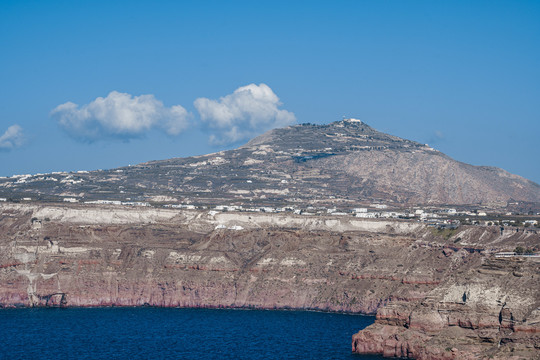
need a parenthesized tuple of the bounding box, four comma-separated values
(0, 203, 539, 358)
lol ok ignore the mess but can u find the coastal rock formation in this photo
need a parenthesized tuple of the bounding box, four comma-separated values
(352, 258, 540, 359)
(1, 203, 539, 358)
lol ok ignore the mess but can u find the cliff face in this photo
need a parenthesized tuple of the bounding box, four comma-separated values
(0, 203, 428, 311)
(1, 203, 539, 358)
(352, 257, 540, 359)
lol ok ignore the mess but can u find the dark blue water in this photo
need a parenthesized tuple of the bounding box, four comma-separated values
(0, 308, 382, 359)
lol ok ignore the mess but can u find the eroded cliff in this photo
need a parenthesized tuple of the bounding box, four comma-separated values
(1, 203, 539, 359)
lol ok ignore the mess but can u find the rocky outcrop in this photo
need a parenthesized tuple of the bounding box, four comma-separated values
(352, 258, 540, 359)
(1, 203, 539, 359)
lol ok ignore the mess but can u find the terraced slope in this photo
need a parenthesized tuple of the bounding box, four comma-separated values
(1, 119, 539, 208)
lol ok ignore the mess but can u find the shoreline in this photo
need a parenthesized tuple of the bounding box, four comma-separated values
(0, 303, 377, 316)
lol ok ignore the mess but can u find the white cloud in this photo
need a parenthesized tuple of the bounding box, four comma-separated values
(194, 83, 296, 144)
(51, 91, 190, 141)
(0, 125, 24, 150)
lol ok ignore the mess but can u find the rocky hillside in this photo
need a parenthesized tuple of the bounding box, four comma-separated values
(1, 119, 539, 208)
(1, 203, 539, 358)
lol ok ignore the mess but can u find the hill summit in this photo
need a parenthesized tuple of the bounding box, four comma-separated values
(1, 119, 539, 209)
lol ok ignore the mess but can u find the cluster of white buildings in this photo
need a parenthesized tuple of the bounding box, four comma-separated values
(214, 224, 244, 231)
(354, 207, 422, 219)
(9, 173, 65, 184)
(84, 200, 150, 207)
(2, 188, 538, 229)
(200, 203, 465, 220)
(355, 211, 405, 219)
(351, 207, 468, 221)
(495, 252, 540, 258)
(211, 205, 296, 213)
(165, 204, 197, 210)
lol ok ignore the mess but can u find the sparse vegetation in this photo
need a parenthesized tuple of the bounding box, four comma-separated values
(431, 227, 459, 240)
(1, 119, 539, 212)
(514, 246, 536, 255)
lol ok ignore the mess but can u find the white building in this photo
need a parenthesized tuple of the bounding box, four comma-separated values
(356, 212, 378, 218)
(495, 252, 516, 258)
(85, 200, 121, 205)
(122, 201, 150, 207)
(228, 225, 244, 230)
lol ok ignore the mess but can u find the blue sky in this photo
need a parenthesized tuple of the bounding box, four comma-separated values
(1, 1, 539, 183)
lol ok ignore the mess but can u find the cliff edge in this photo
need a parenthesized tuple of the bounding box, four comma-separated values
(0, 203, 539, 358)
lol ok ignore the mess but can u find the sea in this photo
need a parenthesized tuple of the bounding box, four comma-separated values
(0, 308, 383, 359)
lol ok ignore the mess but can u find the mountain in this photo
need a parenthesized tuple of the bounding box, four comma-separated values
(1, 119, 539, 208)
(1, 120, 540, 359)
